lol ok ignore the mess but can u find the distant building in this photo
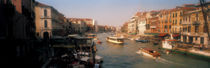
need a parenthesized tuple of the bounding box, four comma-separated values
(121, 22, 128, 33)
(67, 18, 88, 34)
(128, 19, 137, 34)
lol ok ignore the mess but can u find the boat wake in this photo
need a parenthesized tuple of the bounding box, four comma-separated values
(156, 58, 185, 66)
(156, 58, 174, 64)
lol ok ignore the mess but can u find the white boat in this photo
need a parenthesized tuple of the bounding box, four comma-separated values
(162, 39, 177, 50)
(136, 48, 161, 59)
(74, 52, 103, 63)
(106, 36, 124, 44)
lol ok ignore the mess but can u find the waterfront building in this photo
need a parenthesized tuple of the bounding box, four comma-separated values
(128, 19, 137, 35)
(144, 11, 161, 34)
(180, 9, 209, 47)
(136, 12, 147, 35)
(35, 2, 52, 39)
(35, 2, 66, 39)
(159, 10, 172, 33)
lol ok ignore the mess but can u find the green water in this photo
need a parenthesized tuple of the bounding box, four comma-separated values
(96, 33, 210, 68)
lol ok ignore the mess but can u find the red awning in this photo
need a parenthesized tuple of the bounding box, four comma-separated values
(167, 39, 177, 41)
(158, 33, 167, 37)
(173, 34, 180, 37)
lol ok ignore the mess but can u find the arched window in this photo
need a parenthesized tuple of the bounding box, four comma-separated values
(44, 9, 47, 17)
(44, 20, 47, 28)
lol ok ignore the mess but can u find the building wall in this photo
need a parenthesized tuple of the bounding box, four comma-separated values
(11, 0, 22, 13)
(181, 9, 208, 46)
(171, 9, 182, 33)
(35, 6, 52, 38)
(128, 22, 136, 34)
(137, 20, 146, 35)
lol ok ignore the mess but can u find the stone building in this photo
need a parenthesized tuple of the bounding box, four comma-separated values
(35, 2, 66, 39)
(181, 9, 209, 47)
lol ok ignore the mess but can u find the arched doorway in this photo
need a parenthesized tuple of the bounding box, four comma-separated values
(43, 32, 49, 40)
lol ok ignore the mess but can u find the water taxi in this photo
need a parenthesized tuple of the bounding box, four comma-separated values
(106, 36, 124, 44)
(136, 48, 161, 59)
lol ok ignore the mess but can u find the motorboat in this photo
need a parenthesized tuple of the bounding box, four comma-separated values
(135, 38, 149, 43)
(106, 36, 124, 44)
(136, 48, 161, 59)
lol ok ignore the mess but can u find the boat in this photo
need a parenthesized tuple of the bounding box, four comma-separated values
(106, 36, 124, 44)
(135, 38, 149, 43)
(97, 40, 102, 44)
(75, 52, 103, 63)
(136, 48, 161, 59)
(162, 39, 177, 50)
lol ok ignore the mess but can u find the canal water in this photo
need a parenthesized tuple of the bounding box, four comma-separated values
(96, 33, 210, 68)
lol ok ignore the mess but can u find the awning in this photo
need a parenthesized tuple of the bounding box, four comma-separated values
(129, 33, 137, 35)
(167, 39, 177, 41)
(158, 33, 168, 37)
(173, 34, 180, 37)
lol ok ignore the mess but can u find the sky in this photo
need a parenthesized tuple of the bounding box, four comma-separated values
(36, 0, 208, 26)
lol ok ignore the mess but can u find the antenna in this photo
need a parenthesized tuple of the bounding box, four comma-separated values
(199, 0, 209, 38)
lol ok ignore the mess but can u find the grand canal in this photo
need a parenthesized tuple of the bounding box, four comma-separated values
(96, 33, 210, 68)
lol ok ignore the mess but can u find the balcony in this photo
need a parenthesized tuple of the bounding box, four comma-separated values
(181, 32, 190, 35)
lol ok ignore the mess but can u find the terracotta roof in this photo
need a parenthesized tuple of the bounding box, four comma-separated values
(135, 12, 141, 16)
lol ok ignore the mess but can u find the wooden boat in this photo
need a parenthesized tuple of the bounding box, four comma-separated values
(136, 48, 161, 59)
(106, 36, 124, 44)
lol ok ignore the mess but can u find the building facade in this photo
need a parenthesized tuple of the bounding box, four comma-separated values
(35, 2, 52, 39)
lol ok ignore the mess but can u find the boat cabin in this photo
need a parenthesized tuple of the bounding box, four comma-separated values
(106, 37, 124, 44)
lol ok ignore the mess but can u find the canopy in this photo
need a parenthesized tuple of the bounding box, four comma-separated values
(173, 34, 180, 37)
(158, 33, 168, 37)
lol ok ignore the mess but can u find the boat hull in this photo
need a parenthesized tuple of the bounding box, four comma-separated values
(137, 48, 160, 59)
(106, 39, 123, 44)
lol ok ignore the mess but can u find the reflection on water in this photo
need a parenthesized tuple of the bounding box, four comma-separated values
(96, 33, 210, 68)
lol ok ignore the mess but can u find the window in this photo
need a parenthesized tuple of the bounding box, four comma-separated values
(44, 20, 48, 28)
(165, 25, 167, 28)
(188, 26, 191, 32)
(169, 25, 171, 29)
(180, 11, 183, 16)
(195, 37, 197, 40)
(200, 37, 204, 44)
(195, 25, 199, 33)
(180, 19, 182, 24)
(196, 13, 199, 21)
(44, 9, 47, 17)
(173, 13, 174, 18)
